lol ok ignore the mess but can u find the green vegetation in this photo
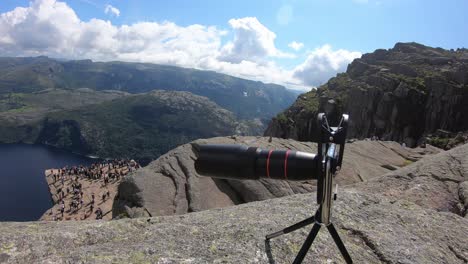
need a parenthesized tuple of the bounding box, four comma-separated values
(0, 56, 297, 120)
(0, 88, 259, 164)
(0, 57, 300, 162)
(297, 90, 320, 113)
(37, 91, 240, 164)
(384, 73, 426, 91)
(328, 73, 352, 88)
(427, 137, 450, 149)
(275, 112, 288, 123)
(427, 134, 467, 150)
(403, 159, 414, 166)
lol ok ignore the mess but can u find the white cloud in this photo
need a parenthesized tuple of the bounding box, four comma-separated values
(104, 4, 120, 17)
(293, 45, 362, 86)
(288, 41, 304, 51)
(219, 17, 294, 63)
(0, 0, 361, 91)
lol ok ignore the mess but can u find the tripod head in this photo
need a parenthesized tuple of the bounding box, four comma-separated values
(315, 113, 348, 224)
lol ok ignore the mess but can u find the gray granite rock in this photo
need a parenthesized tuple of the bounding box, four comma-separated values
(1, 190, 467, 263)
(114, 136, 440, 217)
(356, 142, 468, 216)
(1, 142, 468, 264)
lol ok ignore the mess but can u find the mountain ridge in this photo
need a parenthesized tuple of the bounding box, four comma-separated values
(265, 42, 468, 146)
(0, 56, 298, 120)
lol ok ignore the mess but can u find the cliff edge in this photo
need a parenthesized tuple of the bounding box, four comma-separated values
(0, 143, 467, 263)
(112, 136, 439, 218)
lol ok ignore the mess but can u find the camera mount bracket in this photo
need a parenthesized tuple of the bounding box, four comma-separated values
(265, 113, 353, 264)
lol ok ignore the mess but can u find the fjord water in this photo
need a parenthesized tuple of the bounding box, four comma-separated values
(0, 144, 97, 221)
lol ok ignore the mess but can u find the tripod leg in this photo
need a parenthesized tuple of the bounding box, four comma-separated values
(266, 216, 316, 240)
(327, 223, 353, 264)
(292, 223, 321, 264)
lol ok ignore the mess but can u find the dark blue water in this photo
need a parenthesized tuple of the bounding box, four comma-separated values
(0, 144, 97, 221)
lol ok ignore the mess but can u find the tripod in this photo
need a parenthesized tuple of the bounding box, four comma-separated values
(265, 206, 352, 264)
(265, 113, 353, 263)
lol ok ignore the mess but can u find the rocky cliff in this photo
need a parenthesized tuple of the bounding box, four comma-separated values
(265, 42, 468, 147)
(1, 143, 467, 263)
(37, 90, 261, 164)
(113, 136, 439, 218)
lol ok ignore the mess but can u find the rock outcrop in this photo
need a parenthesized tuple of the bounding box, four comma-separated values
(265, 42, 468, 147)
(113, 136, 440, 218)
(356, 141, 468, 216)
(1, 143, 468, 264)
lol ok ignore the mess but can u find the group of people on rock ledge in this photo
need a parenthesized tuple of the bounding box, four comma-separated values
(46, 159, 140, 221)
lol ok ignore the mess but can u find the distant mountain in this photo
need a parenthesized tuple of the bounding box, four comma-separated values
(0, 56, 297, 120)
(0, 89, 259, 164)
(0, 88, 128, 144)
(265, 42, 468, 146)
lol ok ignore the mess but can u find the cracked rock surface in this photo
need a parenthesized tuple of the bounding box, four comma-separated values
(356, 141, 468, 216)
(1, 141, 467, 264)
(1, 190, 467, 263)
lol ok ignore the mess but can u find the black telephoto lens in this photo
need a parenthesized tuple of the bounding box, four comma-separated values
(193, 144, 318, 181)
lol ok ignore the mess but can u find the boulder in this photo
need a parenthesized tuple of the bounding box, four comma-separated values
(113, 136, 440, 218)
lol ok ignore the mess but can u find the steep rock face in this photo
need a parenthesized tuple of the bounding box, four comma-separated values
(2, 144, 468, 263)
(265, 43, 468, 146)
(113, 136, 440, 218)
(0, 88, 127, 144)
(36, 91, 248, 164)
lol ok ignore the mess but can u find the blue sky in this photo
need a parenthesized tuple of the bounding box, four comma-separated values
(1, 0, 467, 90)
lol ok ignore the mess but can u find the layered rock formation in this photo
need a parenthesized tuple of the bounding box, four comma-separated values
(113, 136, 440, 218)
(1, 143, 467, 263)
(265, 42, 468, 147)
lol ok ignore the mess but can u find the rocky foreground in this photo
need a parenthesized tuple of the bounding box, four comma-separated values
(1, 141, 467, 263)
(114, 136, 439, 218)
(0, 192, 467, 264)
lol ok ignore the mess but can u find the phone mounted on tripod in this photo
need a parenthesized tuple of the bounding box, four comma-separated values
(194, 113, 353, 263)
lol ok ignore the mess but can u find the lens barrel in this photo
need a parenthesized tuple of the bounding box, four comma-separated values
(193, 144, 318, 181)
